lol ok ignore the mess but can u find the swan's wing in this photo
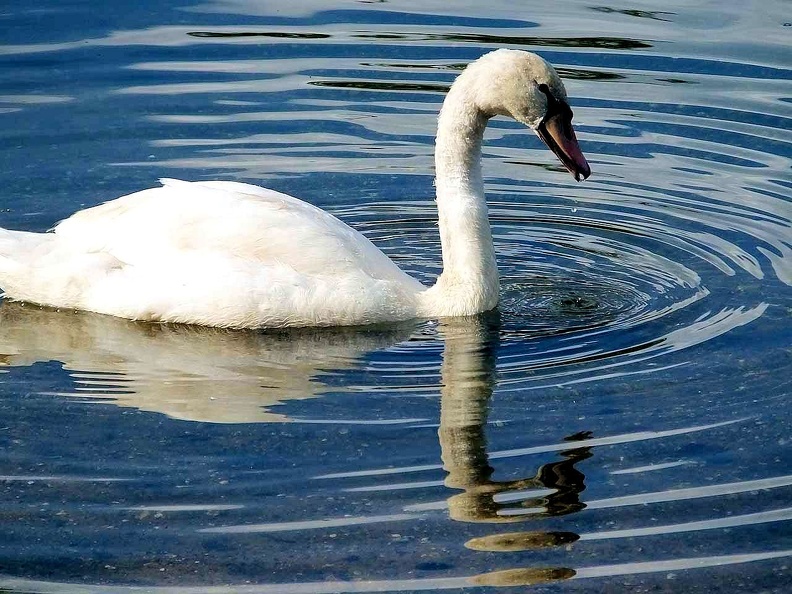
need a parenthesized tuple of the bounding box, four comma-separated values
(53, 178, 410, 282)
(18, 179, 424, 326)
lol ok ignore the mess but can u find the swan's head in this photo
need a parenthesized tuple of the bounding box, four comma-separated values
(460, 49, 591, 182)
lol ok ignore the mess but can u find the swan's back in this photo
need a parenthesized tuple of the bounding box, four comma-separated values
(57, 180, 388, 277)
(0, 179, 424, 327)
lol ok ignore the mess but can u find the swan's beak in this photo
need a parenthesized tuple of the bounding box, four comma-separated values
(536, 109, 591, 182)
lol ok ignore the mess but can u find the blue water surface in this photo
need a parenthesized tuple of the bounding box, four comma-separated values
(0, 1, 790, 592)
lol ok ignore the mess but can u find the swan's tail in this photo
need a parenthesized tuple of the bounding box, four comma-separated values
(0, 228, 52, 296)
(0, 227, 36, 260)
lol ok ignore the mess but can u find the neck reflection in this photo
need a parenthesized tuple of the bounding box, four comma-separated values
(437, 313, 590, 586)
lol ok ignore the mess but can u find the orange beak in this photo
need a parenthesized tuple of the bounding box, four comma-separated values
(536, 107, 591, 182)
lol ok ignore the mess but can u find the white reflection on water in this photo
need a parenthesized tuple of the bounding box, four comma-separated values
(1, 550, 790, 593)
(0, 301, 413, 423)
(200, 513, 419, 534)
(609, 459, 692, 474)
(0, 475, 130, 483)
(319, 418, 746, 480)
(580, 507, 792, 541)
(500, 474, 792, 514)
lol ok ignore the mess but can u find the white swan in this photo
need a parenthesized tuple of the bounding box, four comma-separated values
(0, 49, 590, 328)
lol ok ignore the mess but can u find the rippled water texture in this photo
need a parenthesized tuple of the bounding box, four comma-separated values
(0, 0, 790, 592)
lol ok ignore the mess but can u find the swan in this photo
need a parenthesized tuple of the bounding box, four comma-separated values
(0, 49, 590, 328)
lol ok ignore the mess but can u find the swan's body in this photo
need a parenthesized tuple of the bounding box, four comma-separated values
(0, 49, 590, 328)
(0, 180, 425, 327)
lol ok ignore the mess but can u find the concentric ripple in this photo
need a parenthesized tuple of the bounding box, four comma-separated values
(343, 172, 779, 391)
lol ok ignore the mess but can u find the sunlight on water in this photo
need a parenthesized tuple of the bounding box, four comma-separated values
(0, 0, 790, 591)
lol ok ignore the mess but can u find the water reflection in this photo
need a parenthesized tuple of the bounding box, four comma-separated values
(432, 314, 791, 587)
(439, 316, 590, 524)
(0, 301, 413, 423)
(1, 0, 790, 588)
(437, 315, 582, 586)
(348, 32, 652, 50)
(589, 7, 674, 22)
(0, 301, 589, 585)
(187, 31, 331, 39)
(0, 301, 789, 589)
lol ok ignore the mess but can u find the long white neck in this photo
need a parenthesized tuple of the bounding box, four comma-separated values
(418, 81, 500, 317)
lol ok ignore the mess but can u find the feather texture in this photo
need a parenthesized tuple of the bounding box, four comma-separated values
(1, 180, 423, 327)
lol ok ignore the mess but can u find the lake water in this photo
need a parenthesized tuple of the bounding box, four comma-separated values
(0, 1, 790, 592)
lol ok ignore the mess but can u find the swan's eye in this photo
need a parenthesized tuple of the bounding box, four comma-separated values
(537, 83, 555, 108)
(536, 82, 572, 121)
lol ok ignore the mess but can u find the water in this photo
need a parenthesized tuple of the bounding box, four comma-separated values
(0, 0, 790, 592)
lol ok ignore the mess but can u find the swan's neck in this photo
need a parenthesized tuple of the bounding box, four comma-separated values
(419, 84, 499, 317)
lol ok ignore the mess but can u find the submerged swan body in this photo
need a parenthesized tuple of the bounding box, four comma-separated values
(0, 49, 590, 328)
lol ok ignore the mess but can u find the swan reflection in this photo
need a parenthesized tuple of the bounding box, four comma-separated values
(0, 300, 413, 423)
(438, 315, 590, 524)
(0, 300, 588, 586)
(437, 315, 588, 585)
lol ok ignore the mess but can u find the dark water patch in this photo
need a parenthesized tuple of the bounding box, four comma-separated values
(349, 32, 653, 50)
(589, 7, 675, 22)
(307, 79, 450, 93)
(187, 30, 332, 39)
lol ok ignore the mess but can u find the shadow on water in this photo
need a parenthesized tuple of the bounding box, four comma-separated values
(306, 68, 622, 92)
(307, 80, 451, 93)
